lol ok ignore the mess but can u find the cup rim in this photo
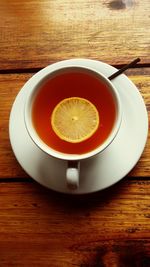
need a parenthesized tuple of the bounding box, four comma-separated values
(24, 61, 122, 161)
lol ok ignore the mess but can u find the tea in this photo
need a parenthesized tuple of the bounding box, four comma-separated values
(32, 70, 116, 154)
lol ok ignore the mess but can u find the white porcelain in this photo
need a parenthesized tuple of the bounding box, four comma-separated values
(9, 59, 148, 194)
(24, 62, 122, 189)
(24, 65, 122, 161)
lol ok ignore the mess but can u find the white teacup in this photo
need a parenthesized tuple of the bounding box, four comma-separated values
(24, 59, 122, 190)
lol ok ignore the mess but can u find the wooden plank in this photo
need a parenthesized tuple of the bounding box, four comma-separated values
(0, 69, 150, 179)
(0, 0, 150, 70)
(0, 180, 150, 266)
(0, 74, 32, 178)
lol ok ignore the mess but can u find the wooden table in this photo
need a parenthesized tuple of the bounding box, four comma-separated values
(0, 1, 150, 266)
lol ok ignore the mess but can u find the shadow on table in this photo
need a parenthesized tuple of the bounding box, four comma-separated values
(30, 176, 128, 212)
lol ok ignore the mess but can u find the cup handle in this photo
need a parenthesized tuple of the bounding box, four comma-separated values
(66, 161, 80, 190)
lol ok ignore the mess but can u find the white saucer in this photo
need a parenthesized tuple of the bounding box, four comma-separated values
(9, 59, 148, 194)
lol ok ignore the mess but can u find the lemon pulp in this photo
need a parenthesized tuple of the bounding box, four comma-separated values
(51, 97, 99, 143)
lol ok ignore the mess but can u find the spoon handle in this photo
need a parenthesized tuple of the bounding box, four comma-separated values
(108, 58, 141, 80)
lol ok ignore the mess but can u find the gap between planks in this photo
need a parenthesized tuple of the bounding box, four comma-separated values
(0, 63, 150, 75)
(0, 177, 149, 184)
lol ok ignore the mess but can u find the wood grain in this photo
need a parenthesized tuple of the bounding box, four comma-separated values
(0, 69, 150, 179)
(0, 0, 150, 70)
(0, 180, 150, 266)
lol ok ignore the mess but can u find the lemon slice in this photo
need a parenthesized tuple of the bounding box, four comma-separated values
(51, 97, 99, 143)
